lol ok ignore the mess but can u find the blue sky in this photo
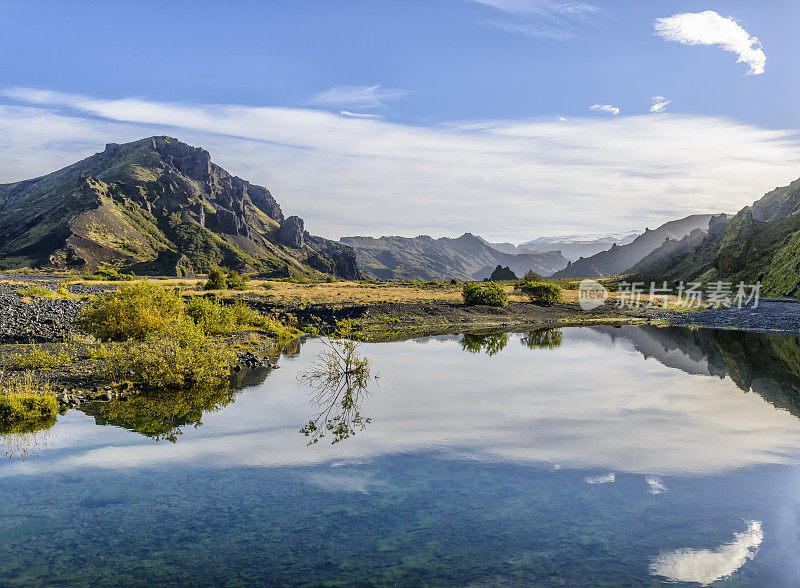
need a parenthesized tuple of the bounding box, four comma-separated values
(1, 1, 799, 241)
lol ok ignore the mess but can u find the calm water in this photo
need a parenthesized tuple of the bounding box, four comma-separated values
(3, 326, 800, 586)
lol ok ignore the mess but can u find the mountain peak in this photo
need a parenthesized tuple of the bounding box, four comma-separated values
(0, 138, 359, 278)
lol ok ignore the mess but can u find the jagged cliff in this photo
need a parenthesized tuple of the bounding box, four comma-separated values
(627, 176, 800, 297)
(0, 137, 358, 278)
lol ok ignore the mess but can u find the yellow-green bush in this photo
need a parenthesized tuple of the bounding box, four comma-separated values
(0, 373, 58, 428)
(6, 345, 72, 371)
(83, 268, 135, 281)
(519, 282, 564, 306)
(185, 297, 269, 334)
(462, 281, 509, 307)
(203, 268, 227, 290)
(93, 321, 237, 390)
(78, 281, 186, 341)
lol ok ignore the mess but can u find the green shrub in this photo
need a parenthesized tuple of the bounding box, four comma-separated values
(83, 268, 135, 281)
(0, 373, 57, 428)
(462, 282, 509, 307)
(93, 321, 236, 390)
(226, 270, 249, 291)
(522, 270, 543, 283)
(6, 345, 72, 371)
(78, 281, 186, 341)
(186, 298, 269, 334)
(520, 281, 564, 306)
(204, 268, 227, 290)
(0, 394, 57, 428)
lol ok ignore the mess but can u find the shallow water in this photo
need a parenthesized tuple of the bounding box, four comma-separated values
(2, 326, 800, 586)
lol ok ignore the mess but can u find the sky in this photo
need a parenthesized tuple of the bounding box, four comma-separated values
(1, 0, 799, 241)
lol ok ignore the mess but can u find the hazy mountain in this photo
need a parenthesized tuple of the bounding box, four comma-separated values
(628, 176, 800, 297)
(517, 233, 639, 261)
(481, 232, 638, 261)
(0, 137, 358, 278)
(551, 214, 720, 279)
(340, 233, 568, 281)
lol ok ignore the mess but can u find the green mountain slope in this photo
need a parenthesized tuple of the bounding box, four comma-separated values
(0, 137, 358, 278)
(340, 233, 568, 281)
(628, 177, 800, 297)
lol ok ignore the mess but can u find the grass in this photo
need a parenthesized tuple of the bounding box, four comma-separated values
(5, 345, 72, 371)
(0, 371, 58, 430)
(15, 284, 75, 299)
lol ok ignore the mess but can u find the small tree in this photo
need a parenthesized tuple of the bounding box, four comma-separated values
(520, 282, 563, 306)
(462, 282, 509, 307)
(226, 270, 249, 290)
(204, 268, 227, 291)
(523, 270, 543, 283)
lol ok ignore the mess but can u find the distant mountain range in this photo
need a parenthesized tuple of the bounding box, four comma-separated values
(0, 137, 358, 278)
(340, 233, 568, 281)
(486, 232, 639, 262)
(551, 214, 721, 279)
(629, 177, 800, 297)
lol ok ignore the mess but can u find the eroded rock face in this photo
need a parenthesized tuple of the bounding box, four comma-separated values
(0, 136, 360, 279)
(277, 216, 305, 248)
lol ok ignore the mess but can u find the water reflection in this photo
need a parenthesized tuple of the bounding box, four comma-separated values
(650, 520, 764, 585)
(297, 334, 376, 445)
(460, 332, 509, 356)
(78, 387, 237, 443)
(0, 419, 54, 461)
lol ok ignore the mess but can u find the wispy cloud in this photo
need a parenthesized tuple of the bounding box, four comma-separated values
(2, 87, 800, 241)
(655, 11, 766, 75)
(471, 0, 597, 17)
(340, 110, 383, 119)
(470, 0, 599, 39)
(308, 84, 408, 109)
(591, 104, 620, 115)
(650, 96, 671, 113)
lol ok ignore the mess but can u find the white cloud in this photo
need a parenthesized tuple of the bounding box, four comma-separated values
(585, 472, 615, 484)
(655, 11, 766, 75)
(650, 521, 763, 585)
(591, 104, 620, 115)
(650, 95, 671, 113)
(645, 475, 666, 494)
(308, 84, 408, 109)
(340, 110, 383, 119)
(2, 87, 800, 241)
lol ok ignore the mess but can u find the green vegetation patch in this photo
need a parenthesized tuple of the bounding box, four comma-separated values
(79, 281, 186, 341)
(6, 345, 72, 371)
(91, 321, 237, 391)
(0, 373, 58, 430)
(519, 282, 564, 306)
(462, 282, 509, 307)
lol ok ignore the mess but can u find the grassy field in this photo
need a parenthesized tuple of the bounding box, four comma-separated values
(59, 276, 690, 310)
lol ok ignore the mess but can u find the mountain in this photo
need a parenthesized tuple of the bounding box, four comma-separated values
(628, 176, 800, 297)
(516, 233, 639, 261)
(0, 137, 358, 278)
(550, 214, 720, 279)
(482, 232, 638, 261)
(339, 233, 568, 281)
